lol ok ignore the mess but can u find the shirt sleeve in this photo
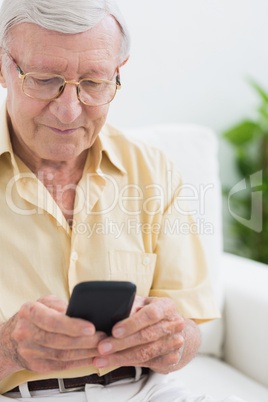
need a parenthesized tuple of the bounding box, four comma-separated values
(149, 165, 221, 323)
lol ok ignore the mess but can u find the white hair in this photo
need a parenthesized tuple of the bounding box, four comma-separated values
(0, 0, 130, 64)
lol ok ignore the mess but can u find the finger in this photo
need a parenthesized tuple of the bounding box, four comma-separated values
(32, 329, 107, 350)
(130, 295, 146, 315)
(22, 345, 102, 362)
(99, 318, 183, 355)
(24, 357, 95, 375)
(140, 350, 183, 374)
(112, 298, 182, 339)
(94, 332, 184, 369)
(37, 295, 68, 314)
(17, 302, 95, 337)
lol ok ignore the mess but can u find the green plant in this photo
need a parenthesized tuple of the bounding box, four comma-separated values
(223, 80, 268, 264)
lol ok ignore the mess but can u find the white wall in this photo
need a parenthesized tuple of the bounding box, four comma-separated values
(0, 0, 267, 182)
(110, 0, 268, 186)
(111, 0, 268, 130)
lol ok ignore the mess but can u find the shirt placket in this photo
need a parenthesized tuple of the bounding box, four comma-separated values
(67, 168, 107, 294)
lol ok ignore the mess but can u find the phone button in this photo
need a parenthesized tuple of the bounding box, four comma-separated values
(71, 251, 79, 262)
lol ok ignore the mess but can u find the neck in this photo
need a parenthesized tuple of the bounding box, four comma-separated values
(10, 128, 89, 224)
(28, 153, 88, 185)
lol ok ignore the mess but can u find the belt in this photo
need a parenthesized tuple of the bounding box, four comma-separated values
(10, 367, 150, 393)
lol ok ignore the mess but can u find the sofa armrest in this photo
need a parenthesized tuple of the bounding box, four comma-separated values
(221, 253, 268, 388)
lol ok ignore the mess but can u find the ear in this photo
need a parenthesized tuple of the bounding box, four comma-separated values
(118, 55, 129, 68)
(0, 49, 7, 88)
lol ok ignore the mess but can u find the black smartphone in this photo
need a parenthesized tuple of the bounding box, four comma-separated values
(66, 281, 136, 335)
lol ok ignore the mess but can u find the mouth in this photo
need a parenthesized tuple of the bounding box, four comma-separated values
(47, 126, 80, 135)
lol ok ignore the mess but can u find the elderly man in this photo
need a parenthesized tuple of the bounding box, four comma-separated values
(0, 0, 246, 401)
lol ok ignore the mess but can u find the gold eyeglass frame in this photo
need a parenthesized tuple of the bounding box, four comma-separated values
(4, 50, 121, 106)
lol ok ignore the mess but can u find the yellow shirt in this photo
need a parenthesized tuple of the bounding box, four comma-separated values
(0, 102, 220, 393)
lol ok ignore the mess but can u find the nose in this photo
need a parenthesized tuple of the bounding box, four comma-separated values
(48, 82, 83, 124)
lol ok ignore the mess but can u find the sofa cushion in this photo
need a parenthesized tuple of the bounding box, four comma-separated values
(222, 253, 268, 388)
(177, 355, 268, 402)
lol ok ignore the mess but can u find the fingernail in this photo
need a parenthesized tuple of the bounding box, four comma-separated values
(82, 327, 94, 336)
(95, 357, 107, 368)
(100, 342, 112, 354)
(113, 327, 125, 338)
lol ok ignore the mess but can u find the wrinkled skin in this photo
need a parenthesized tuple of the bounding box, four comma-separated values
(0, 294, 200, 380)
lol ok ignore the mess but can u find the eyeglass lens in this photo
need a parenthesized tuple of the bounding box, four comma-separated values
(22, 74, 117, 106)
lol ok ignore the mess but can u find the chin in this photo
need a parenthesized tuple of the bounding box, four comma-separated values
(43, 144, 85, 162)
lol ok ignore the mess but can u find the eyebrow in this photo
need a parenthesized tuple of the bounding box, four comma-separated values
(5, 47, 109, 77)
(23, 64, 109, 78)
(18, 56, 65, 74)
(23, 63, 64, 74)
(11, 52, 111, 78)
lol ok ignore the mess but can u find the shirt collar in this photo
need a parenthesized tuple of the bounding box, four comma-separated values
(96, 124, 127, 175)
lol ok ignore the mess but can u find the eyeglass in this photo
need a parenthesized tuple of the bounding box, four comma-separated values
(5, 51, 121, 106)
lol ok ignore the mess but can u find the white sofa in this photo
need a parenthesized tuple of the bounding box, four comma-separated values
(123, 124, 268, 402)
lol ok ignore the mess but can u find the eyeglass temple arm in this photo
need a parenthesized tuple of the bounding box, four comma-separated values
(116, 70, 121, 88)
(3, 49, 24, 75)
(15, 64, 24, 75)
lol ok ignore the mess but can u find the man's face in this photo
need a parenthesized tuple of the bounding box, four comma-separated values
(0, 17, 122, 163)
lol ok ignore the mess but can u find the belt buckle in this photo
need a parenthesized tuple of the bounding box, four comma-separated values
(58, 379, 84, 393)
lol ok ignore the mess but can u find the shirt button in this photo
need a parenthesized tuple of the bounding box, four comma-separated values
(71, 251, 79, 262)
(143, 256, 151, 266)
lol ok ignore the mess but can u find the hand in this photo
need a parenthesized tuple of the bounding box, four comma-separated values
(0, 295, 107, 377)
(94, 296, 186, 374)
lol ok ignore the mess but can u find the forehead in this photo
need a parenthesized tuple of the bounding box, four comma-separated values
(7, 17, 122, 75)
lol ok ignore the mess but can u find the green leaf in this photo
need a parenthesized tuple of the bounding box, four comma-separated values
(223, 120, 259, 145)
(248, 79, 268, 103)
(258, 104, 268, 120)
